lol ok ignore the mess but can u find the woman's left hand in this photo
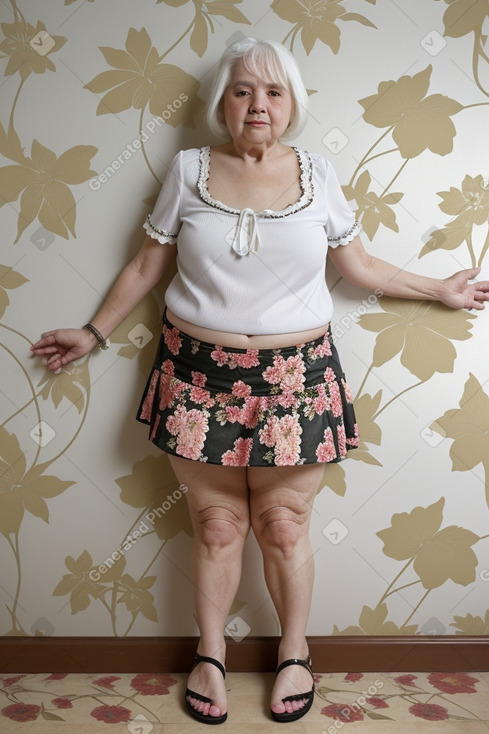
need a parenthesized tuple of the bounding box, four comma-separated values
(440, 267, 489, 310)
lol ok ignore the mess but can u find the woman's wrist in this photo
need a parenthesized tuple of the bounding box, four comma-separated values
(83, 323, 110, 350)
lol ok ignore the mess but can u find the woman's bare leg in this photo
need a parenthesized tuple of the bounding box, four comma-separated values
(248, 463, 324, 716)
(169, 456, 250, 719)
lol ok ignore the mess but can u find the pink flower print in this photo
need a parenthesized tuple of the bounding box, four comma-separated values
(241, 396, 263, 429)
(149, 413, 160, 441)
(337, 423, 346, 456)
(2, 675, 27, 686)
(312, 384, 330, 415)
(259, 414, 302, 466)
(394, 674, 418, 687)
(52, 697, 73, 709)
(346, 424, 359, 447)
(191, 371, 207, 387)
(221, 437, 253, 466)
(276, 391, 299, 409)
(225, 405, 243, 423)
(166, 405, 209, 460)
(324, 367, 336, 382)
(211, 346, 228, 366)
(280, 355, 306, 392)
(259, 414, 281, 447)
(263, 354, 305, 393)
(329, 379, 343, 418)
(190, 386, 215, 408)
(344, 673, 364, 682)
(316, 427, 337, 462)
(262, 360, 283, 385)
(159, 374, 185, 410)
(409, 703, 449, 721)
(366, 697, 388, 709)
(341, 376, 353, 402)
(162, 359, 174, 376)
(139, 370, 158, 421)
(307, 334, 332, 361)
(164, 326, 182, 355)
(232, 380, 252, 398)
(233, 349, 260, 368)
(93, 676, 120, 690)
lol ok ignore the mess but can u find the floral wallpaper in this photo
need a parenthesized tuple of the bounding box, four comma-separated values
(1, 0, 488, 642)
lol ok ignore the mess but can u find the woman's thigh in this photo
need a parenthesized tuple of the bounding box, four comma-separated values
(168, 455, 250, 526)
(247, 464, 325, 525)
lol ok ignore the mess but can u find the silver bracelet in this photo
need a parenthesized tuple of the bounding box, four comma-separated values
(83, 323, 109, 350)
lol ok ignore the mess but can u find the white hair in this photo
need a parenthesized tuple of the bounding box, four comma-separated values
(205, 38, 309, 141)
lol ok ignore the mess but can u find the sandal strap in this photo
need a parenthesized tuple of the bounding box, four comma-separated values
(193, 652, 226, 680)
(275, 655, 313, 679)
(185, 687, 213, 705)
(282, 690, 314, 704)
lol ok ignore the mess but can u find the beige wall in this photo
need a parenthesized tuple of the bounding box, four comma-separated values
(1, 0, 489, 639)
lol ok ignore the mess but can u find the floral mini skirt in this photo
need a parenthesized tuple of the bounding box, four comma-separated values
(136, 310, 358, 466)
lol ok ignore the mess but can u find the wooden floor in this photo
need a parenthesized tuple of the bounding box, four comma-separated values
(2, 670, 489, 732)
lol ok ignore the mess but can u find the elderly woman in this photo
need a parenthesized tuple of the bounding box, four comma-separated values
(32, 39, 488, 725)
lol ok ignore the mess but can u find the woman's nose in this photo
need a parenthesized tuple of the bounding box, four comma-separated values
(249, 92, 266, 113)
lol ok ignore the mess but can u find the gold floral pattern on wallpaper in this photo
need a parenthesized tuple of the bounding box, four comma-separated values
(420, 174, 489, 267)
(333, 497, 487, 635)
(272, 0, 376, 55)
(0, 5, 95, 244)
(442, 0, 489, 98)
(158, 0, 251, 57)
(1, 0, 489, 640)
(432, 373, 489, 510)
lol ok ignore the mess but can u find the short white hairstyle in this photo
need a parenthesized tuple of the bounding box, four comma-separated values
(205, 38, 309, 142)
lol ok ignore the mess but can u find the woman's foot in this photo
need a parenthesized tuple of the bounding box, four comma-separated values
(270, 649, 315, 720)
(185, 652, 228, 723)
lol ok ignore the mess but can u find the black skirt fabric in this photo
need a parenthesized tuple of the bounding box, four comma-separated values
(137, 311, 358, 466)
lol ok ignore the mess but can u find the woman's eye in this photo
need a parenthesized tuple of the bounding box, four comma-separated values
(269, 90, 280, 97)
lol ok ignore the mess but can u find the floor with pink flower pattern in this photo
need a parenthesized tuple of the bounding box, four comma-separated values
(1, 671, 489, 732)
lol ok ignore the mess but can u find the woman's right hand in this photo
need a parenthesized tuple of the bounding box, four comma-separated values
(30, 328, 99, 372)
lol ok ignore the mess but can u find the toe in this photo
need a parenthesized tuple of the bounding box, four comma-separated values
(208, 703, 224, 718)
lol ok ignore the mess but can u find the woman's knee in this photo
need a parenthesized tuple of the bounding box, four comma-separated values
(193, 505, 250, 551)
(251, 503, 310, 556)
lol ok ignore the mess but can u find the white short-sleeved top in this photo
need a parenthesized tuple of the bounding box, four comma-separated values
(143, 147, 360, 335)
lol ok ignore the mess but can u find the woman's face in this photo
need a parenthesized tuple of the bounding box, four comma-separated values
(221, 58, 293, 147)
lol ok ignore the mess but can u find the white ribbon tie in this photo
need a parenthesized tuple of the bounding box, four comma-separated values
(231, 208, 259, 256)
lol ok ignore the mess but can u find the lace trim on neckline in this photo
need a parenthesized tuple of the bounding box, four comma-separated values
(197, 146, 314, 219)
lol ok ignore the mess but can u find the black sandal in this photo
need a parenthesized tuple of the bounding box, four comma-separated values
(271, 655, 315, 723)
(184, 652, 228, 725)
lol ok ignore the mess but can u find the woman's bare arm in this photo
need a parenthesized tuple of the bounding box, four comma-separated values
(31, 235, 176, 371)
(328, 235, 489, 310)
